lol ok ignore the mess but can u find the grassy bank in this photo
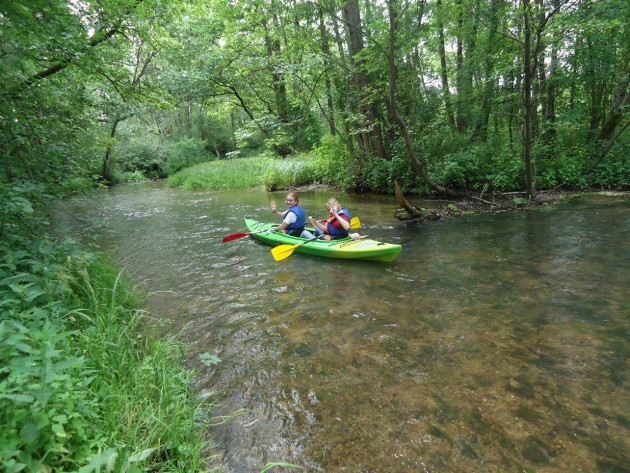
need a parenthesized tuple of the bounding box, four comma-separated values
(167, 136, 355, 191)
(166, 134, 628, 195)
(1, 226, 211, 471)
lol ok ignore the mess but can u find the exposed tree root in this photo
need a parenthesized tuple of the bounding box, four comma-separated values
(393, 180, 565, 222)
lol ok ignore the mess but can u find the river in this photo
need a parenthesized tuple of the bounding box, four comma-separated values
(53, 183, 629, 473)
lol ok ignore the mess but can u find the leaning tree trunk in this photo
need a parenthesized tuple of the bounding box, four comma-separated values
(103, 117, 123, 183)
(386, 0, 456, 197)
(599, 66, 629, 142)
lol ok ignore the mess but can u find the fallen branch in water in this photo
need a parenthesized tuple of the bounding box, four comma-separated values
(393, 181, 442, 222)
(393, 181, 568, 222)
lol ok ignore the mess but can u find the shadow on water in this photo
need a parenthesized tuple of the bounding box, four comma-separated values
(53, 185, 630, 473)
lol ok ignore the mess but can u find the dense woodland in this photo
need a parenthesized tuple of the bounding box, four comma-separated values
(1, 0, 629, 201)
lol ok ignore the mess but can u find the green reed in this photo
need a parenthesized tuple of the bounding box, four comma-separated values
(0, 245, 212, 472)
(167, 155, 322, 190)
(166, 136, 356, 191)
(66, 258, 213, 472)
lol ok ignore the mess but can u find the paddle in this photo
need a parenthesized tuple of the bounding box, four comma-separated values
(222, 228, 271, 243)
(271, 236, 318, 261)
(317, 216, 361, 229)
(271, 216, 362, 261)
(224, 217, 360, 243)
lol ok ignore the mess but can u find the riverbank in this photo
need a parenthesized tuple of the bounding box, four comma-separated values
(0, 228, 213, 471)
(390, 185, 630, 221)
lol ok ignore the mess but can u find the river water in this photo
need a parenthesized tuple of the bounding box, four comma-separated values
(54, 183, 629, 473)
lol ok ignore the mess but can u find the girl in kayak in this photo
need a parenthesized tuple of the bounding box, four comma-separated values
(302, 198, 351, 240)
(270, 192, 306, 236)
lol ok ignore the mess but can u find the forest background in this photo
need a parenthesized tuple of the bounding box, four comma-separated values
(0, 0, 628, 471)
(2, 0, 629, 198)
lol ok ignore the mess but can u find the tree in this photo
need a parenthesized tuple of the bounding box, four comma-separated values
(518, 0, 569, 199)
(98, 39, 159, 182)
(386, 0, 456, 196)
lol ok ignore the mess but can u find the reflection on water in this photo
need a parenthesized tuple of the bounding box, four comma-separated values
(54, 185, 630, 473)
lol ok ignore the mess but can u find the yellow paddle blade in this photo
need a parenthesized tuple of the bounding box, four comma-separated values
(350, 217, 361, 229)
(271, 243, 299, 261)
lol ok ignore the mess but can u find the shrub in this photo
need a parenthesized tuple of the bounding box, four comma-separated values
(0, 182, 209, 472)
(163, 137, 212, 176)
(117, 133, 165, 177)
(360, 157, 391, 193)
(308, 135, 355, 190)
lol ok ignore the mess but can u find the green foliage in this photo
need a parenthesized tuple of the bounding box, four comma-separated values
(1, 251, 210, 472)
(512, 197, 528, 206)
(200, 352, 222, 366)
(163, 137, 213, 175)
(591, 150, 630, 189)
(535, 143, 590, 190)
(0, 183, 210, 472)
(432, 149, 479, 190)
(167, 136, 358, 192)
(2, 0, 629, 201)
(260, 157, 315, 189)
(287, 100, 324, 152)
(0, 306, 98, 473)
(168, 156, 272, 189)
(233, 119, 269, 155)
(360, 157, 391, 193)
(307, 135, 355, 190)
(116, 130, 166, 178)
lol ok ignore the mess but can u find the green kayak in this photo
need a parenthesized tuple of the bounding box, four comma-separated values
(244, 218, 401, 262)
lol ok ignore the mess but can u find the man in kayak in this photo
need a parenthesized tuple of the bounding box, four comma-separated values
(302, 198, 351, 240)
(270, 192, 306, 236)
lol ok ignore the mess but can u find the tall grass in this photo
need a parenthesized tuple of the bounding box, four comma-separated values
(167, 156, 274, 189)
(167, 135, 356, 191)
(0, 236, 212, 472)
(63, 258, 212, 472)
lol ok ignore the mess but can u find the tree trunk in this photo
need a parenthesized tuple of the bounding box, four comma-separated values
(318, 7, 337, 136)
(343, 0, 386, 161)
(386, 0, 456, 197)
(522, 0, 536, 199)
(436, 0, 456, 129)
(472, 0, 499, 143)
(545, 4, 559, 141)
(103, 117, 121, 183)
(599, 65, 629, 142)
(264, 19, 288, 122)
(455, 0, 473, 132)
(329, 8, 357, 158)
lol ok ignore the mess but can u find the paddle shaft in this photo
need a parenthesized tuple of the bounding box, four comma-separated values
(315, 216, 360, 228)
(271, 236, 319, 261)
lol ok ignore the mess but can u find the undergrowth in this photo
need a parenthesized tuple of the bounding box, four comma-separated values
(1, 181, 211, 472)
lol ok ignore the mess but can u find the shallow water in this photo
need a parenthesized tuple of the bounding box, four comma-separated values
(54, 184, 630, 472)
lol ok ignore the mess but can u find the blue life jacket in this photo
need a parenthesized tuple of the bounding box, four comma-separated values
(285, 205, 306, 236)
(325, 207, 351, 239)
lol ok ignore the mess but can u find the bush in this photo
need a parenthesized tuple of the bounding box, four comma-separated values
(0, 183, 210, 472)
(360, 157, 391, 193)
(163, 137, 213, 176)
(308, 135, 355, 190)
